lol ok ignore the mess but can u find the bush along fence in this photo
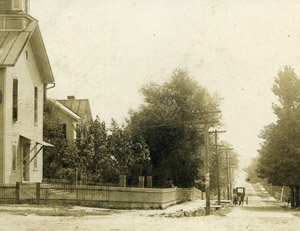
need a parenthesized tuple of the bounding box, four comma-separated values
(0, 180, 203, 209)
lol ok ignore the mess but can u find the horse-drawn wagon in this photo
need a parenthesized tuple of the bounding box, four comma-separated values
(233, 187, 246, 205)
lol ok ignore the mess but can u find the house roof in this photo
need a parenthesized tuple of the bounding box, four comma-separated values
(46, 98, 81, 121)
(57, 99, 93, 121)
(0, 15, 54, 83)
(54, 100, 81, 120)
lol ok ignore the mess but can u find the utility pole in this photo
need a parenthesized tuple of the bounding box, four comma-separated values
(209, 130, 225, 205)
(204, 124, 210, 215)
(229, 163, 232, 200)
(156, 110, 220, 216)
(139, 110, 221, 215)
(202, 111, 221, 216)
(219, 148, 234, 200)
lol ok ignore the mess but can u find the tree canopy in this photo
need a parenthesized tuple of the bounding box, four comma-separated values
(44, 69, 239, 191)
(256, 66, 300, 207)
(127, 69, 221, 187)
(43, 101, 149, 185)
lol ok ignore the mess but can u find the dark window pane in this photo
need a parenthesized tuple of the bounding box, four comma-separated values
(12, 145, 17, 171)
(12, 79, 18, 122)
(34, 87, 38, 124)
(61, 123, 67, 139)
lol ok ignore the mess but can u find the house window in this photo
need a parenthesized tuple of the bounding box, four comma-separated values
(33, 146, 38, 169)
(12, 79, 18, 122)
(13, 0, 21, 9)
(34, 86, 38, 125)
(12, 145, 17, 171)
(61, 123, 67, 139)
(12, 0, 30, 13)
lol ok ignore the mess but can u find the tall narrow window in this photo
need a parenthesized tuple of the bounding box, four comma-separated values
(12, 145, 17, 171)
(12, 79, 18, 122)
(34, 86, 38, 125)
(61, 123, 67, 139)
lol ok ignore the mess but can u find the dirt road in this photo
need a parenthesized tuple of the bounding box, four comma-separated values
(0, 183, 299, 231)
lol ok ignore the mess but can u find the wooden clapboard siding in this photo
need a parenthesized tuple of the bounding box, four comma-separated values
(4, 41, 44, 184)
(0, 68, 5, 184)
(1, 1, 54, 184)
(0, 0, 12, 11)
(54, 107, 78, 141)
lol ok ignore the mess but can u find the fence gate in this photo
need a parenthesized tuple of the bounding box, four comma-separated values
(19, 183, 36, 200)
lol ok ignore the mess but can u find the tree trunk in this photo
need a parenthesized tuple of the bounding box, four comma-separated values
(295, 185, 300, 208)
(290, 186, 295, 208)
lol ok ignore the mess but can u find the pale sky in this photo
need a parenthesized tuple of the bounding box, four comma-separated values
(30, 0, 300, 167)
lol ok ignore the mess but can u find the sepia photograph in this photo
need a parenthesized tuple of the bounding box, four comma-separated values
(1, 0, 300, 230)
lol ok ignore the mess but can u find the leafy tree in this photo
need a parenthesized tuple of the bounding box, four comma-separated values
(257, 66, 300, 207)
(74, 117, 150, 184)
(244, 157, 261, 184)
(75, 117, 119, 183)
(108, 119, 150, 185)
(43, 100, 78, 181)
(44, 99, 150, 185)
(127, 69, 221, 188)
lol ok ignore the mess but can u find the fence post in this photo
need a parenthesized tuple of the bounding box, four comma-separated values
(192, 187, 195, 200)
(36, 183, 40, 204)
(138, 176, 145, 188)
(16, 182, 20, 203)
(280, 187, 284, 202)
(119, 175, 126, 187)
(76, 185, 79, 201)
(146, 176, 152, 188)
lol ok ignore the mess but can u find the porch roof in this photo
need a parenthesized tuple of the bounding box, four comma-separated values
(20, 135, 54, 147)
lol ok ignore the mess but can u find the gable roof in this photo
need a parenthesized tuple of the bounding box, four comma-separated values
(0, 15, 54, 83)
(54, 100, 81, 121)
(46, 98, 81, 122)
(57, 99, 93, 122)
